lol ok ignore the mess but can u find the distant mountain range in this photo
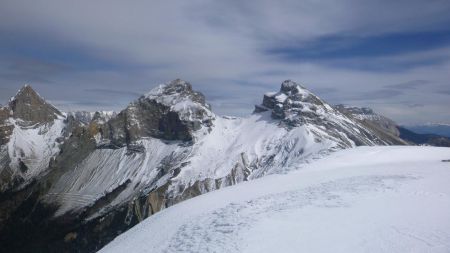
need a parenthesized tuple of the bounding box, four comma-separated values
(0, 80, 448, 252)
(397, 126, 450, 147)
(402, 124, 450, 138)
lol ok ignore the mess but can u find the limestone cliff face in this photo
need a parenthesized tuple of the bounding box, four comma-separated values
(102, 79, 214, 146)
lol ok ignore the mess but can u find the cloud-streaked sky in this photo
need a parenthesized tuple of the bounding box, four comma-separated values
(1, 0, 450, 124)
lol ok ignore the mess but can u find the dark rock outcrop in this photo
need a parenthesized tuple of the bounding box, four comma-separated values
(8, 85, 62, 125)
(258, 80, 326, 124)
(103, 79, 214, 145)
(0, 107, 13, 145)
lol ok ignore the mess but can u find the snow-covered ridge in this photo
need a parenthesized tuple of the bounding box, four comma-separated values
(1, 80, 404, 203)
(255, 80, 402, 146)
(335, 104, 386, 121)
(0, 80, 416, 252)
(44, 111, 339, 217)
(100, 146, 450, 253)
(41, 80, 403, 219)
(334, 104, 402, 138)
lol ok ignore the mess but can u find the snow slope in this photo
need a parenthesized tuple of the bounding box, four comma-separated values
(100, 146, 450, 253)
(7, 117, 65, 181)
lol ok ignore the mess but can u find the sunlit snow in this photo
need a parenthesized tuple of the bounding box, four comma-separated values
(100, 146, 450, 253)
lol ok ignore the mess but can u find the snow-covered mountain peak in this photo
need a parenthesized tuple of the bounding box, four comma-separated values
(143, 79, 214, 123)
(280, 79, 308, 95)
(0, 79, 415, 252)
(145, 79, 205, 105)
(254, 80, 406, 146)
(103, 79, 214, 145)
(146, 79, 193, 97)
(0, 85, 68, 191)
(255, 80, 333, 126)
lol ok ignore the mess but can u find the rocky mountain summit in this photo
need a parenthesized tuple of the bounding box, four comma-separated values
(255, 80, 405, 146)
(8, 84, 63, 125)
(104, 79, 214, 146)
(0, 85, 62, 144)
(0, 85, 66, 192)
(255, 80, 332, 123)
(0, 79, 419, 252)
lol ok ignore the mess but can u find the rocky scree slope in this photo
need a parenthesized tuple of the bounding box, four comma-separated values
(0, 79, 406, 253)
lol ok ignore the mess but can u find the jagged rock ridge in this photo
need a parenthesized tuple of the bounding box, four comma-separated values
(255, 80, 406, 146)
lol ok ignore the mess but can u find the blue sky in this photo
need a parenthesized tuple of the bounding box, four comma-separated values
(1, 0, 450, 124)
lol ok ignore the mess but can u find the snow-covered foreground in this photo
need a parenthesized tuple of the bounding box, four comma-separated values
(99, 146, 450, 253)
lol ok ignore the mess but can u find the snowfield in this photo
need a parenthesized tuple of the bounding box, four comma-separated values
(7, 116, 65, 181)
(100, 146, 450, 253)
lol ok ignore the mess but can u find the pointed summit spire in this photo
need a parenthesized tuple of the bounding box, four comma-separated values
(9, 84, 62, 124)
(11, 84, 41, 102)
